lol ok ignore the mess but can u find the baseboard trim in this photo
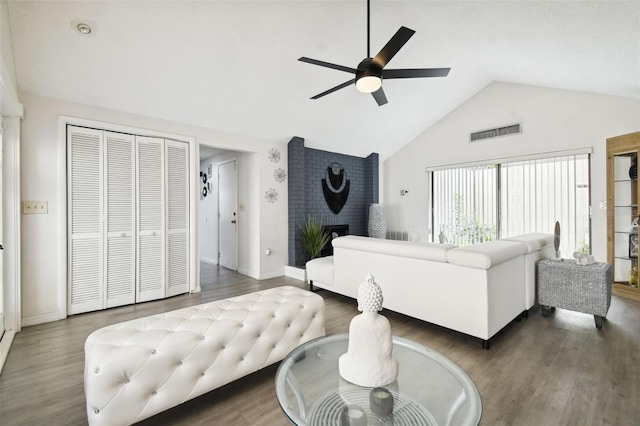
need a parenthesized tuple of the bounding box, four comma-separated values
(258, 270, 284, 280)
(21, 312, 66, 327)
(199, 256, 217, 265)
(0, 329, 16, 375)
(237, 268, 259, 280)
(285, 266, 306, 282)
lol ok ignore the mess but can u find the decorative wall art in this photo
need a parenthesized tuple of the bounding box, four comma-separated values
(265, 188, 278, 203)
(201, 171, 209, 198)
(274, 168, 286, 183)
(268, 148, 281, 163)
(322, 162, 350, 214)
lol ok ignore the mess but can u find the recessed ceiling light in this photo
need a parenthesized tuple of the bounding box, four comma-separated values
(76, 23, 92, 35)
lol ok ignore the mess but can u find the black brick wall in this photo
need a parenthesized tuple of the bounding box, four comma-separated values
(288, 137, 379, 266)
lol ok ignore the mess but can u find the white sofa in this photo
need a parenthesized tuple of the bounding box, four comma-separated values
(307, 234, 553, 348)
(84, 286, 325, 425)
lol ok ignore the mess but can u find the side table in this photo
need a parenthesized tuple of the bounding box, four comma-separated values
(536, 259, 612, 329)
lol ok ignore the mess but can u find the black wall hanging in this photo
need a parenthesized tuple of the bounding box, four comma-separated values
(322, 162, 350, 214)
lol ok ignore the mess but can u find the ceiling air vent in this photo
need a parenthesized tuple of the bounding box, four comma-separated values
(470, 123, 521, 142)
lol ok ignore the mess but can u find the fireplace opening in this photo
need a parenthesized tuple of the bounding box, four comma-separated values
(321, 224, 349, 257)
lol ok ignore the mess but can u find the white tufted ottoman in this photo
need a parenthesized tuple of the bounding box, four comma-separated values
(84, 286, 325, 425)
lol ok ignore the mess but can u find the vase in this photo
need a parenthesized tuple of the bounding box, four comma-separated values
(368, 204, 386, 239)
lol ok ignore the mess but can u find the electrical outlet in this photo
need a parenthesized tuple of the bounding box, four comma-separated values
(23, 201, 48, 214)
(599, 201, 607, 209)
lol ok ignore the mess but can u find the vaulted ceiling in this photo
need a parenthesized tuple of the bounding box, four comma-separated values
(7, 1, 640, 160)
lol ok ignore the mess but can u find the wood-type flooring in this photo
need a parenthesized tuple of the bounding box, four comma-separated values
(1, 263, 638, 425)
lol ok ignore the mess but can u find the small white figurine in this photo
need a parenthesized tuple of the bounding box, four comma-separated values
(573, 251, 597, 265)
(339, 274, 399, 387)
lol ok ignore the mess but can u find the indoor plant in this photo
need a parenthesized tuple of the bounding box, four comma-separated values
(299, 216, 331, 260)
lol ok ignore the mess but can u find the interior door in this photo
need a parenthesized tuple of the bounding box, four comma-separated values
(218, 160, 238, 270)
(166, 140, 190, 296)
(68, 126, 104, 314)
(136, 136, 165, 302)
(104, 132, 136, 308)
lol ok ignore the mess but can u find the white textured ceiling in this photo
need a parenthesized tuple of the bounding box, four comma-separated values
(7, 1, 640, 160)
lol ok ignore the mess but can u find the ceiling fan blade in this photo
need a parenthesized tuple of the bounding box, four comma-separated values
(372, 26, 415, 69)
(371, 87, 388, 106)
(311, 79, 355, 99)
(299, 57, 357, 74)
(383, 68, 451, 79)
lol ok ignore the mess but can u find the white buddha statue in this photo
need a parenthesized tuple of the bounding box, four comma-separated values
(339, 274, 399, 387)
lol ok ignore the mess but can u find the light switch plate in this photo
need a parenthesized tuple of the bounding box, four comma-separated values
(23, 201, 48, 214)
(599, 200, 607, 209)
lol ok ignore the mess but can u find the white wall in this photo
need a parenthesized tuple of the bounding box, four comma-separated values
(19, 92, 289, 325)
(384, 82, 640, 262)
(199, 156, 218, 264)
(259, 147, 287, 279)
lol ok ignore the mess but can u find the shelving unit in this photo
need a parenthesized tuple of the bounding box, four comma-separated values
(607, 132, 640, 302)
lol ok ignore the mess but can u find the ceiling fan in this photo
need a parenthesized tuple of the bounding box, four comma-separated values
(299, 0, 450, 106)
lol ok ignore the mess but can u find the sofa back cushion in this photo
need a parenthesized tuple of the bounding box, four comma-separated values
(446, 240, 528, 269)
(332, 235, 456, 262)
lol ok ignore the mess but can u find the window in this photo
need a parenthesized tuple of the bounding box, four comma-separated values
(433, 166, 497, 246)
(431, 153, 591, 256)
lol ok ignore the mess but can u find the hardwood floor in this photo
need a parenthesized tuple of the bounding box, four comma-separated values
(1, 266, 639, 425)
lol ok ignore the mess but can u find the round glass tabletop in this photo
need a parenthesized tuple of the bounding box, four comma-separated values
(275, 334, 482, 426)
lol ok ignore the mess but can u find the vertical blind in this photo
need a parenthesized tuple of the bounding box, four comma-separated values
(432, 154, 590, 256)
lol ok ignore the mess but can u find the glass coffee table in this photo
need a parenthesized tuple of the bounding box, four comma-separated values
(275, 334, 481, 426)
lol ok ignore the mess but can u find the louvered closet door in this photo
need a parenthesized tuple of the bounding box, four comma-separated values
(137, 136, 165, 302)
(68, 126, 103, 315)
(165, 140, 190, 296)
(104, 132, 136, 308)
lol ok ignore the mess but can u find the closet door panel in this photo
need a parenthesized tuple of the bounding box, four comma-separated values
(68, 126, 103, 314)
(105, 131, 136, 308)
(137, 136, 165, 302)
(166, 140, 190, 296)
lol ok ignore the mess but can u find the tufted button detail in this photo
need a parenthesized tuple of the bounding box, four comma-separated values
(239, 323, 244, 327)
(240, 357, 244, 361)
(200, 372, 205, 377)
(151, 349, 157, 354)
(94, 409, 100, 414)
(287, 323, 291, 327)
(272, 314, 276, 318)
(177, 361, 183, 366)
(221, 345, 226, 350)
(201, 336, 205, 340)
(95, 368, 100, 374)
(273, 344, 277, 348)
(152, 391, 157, 396)
(125, 379, 130, 384)
(257, 333, 261, 338)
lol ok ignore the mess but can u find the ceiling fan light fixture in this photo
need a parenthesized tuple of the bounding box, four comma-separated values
(355, 58, 382, 93)
(356, 75, 382, 93)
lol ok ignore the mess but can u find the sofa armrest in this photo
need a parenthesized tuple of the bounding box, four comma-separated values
(502, 233, 554, 253)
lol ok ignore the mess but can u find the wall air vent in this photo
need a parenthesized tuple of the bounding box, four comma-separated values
(470, 123, 521, 142)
